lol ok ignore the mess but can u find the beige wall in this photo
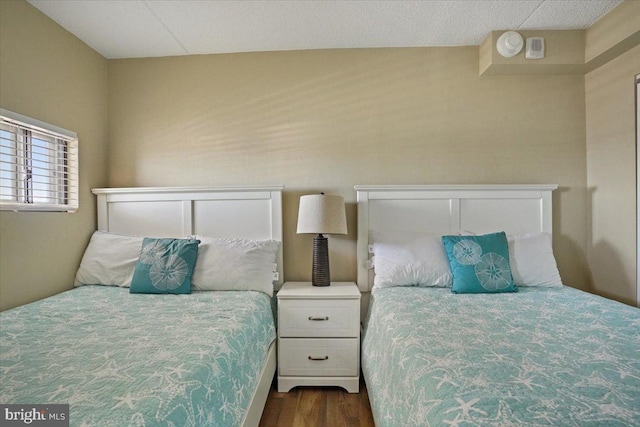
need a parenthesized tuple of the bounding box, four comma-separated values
(108, 48, 590, 290)
(0, 0, 109, 310)
(9, 0, 636, 309)
(585, 0, 640, 67)
(585, 44, 640, 306)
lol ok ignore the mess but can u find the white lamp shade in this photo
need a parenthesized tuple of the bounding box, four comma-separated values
(297, 194, 347, 235)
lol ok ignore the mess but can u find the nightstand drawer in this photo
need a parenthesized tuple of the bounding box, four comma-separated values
(279, 299, 359, 338)
(279, 338, 359, 376)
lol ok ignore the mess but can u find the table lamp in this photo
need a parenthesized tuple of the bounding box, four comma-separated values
(296, 193, 347, 286)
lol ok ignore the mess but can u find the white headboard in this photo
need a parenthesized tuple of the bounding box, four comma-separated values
(91, 185, 284, 287)
(355, 184, 557, 292)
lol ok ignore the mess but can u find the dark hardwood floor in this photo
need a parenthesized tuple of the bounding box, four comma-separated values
(259, 377, 375, 427)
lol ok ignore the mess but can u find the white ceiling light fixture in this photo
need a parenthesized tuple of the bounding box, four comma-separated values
(496, 31, 524, 58)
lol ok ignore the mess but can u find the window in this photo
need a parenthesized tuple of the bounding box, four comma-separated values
(0, 109, 78, 212)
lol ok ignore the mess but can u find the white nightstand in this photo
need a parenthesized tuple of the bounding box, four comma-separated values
(277, 281, 361, 393)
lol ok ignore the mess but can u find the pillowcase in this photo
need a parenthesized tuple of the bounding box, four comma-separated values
(190, 237, 280, 295)
(372, 232, 452, 289)
(130, 238, 200, 294)
(508, 232, 563, 287)
(442, 231, 517, 294)
(74, 231, 144, 287)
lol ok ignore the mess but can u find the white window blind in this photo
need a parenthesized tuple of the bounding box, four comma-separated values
(0, 109, 78, 212)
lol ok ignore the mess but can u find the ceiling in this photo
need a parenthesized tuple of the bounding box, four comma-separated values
(27, 0, 623, 59)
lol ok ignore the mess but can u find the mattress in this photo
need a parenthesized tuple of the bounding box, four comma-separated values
(362, 286, 640, 426)
(0, 285, 276, 427)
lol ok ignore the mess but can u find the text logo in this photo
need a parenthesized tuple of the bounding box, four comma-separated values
(0, 405, 69, 426)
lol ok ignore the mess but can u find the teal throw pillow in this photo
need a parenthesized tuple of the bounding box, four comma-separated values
(441, 232, 517, 294)
(130, 238, 200, 294)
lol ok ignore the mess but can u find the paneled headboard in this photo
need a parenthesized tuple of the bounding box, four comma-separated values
(91, 185, 284, 287)
(355, 185, 557, 292)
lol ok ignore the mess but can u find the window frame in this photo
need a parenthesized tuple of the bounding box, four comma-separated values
(0, 108, 78, 212)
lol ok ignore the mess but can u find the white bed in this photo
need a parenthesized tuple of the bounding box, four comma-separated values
(1, 186, 283, 427)
(355, 184, 640, 426)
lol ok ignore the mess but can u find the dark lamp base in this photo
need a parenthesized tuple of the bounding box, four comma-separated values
(312, 234, 330, 287)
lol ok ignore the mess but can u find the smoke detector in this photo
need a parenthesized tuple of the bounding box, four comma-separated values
(496, 31, 524, 58)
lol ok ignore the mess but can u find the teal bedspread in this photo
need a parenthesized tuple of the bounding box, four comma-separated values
(362, 286, 640, 426)
(0, 286, 276, 427)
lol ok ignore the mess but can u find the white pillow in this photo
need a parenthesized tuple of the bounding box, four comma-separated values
(74, 231, 143, 287)
(372, 232, 452, 289)
(508, 232, 563, 287)
(190, 237, 280, 295)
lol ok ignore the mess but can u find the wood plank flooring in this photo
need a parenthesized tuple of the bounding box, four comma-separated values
(259, 377, 375, 427)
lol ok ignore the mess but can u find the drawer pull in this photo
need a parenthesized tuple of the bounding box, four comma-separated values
(308, 356, 329, 361)
(308, 316, 329, 321)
